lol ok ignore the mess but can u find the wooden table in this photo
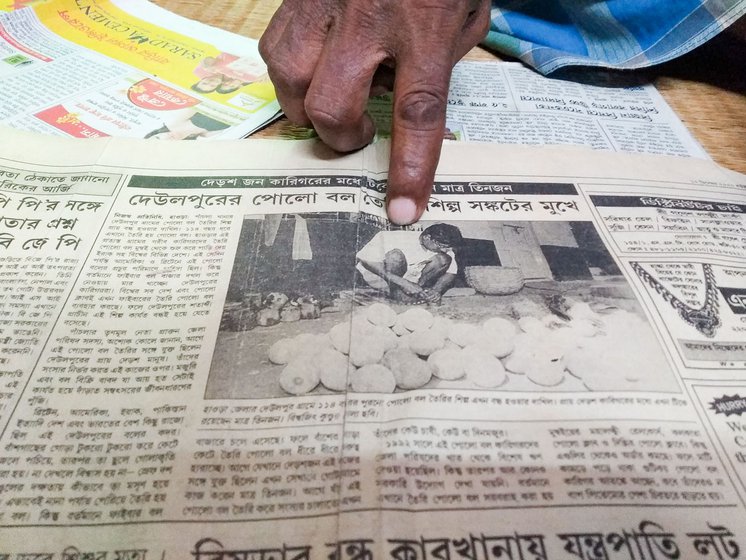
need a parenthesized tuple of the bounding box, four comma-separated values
(157, 0, 746, 174)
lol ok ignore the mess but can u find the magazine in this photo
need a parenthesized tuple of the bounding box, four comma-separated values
(0, 0, 280, 139)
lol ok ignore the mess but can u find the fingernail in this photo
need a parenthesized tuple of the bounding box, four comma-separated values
(387, 197, 418, 225)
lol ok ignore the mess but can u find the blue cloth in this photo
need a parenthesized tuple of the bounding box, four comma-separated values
(484, 0, 746, 74)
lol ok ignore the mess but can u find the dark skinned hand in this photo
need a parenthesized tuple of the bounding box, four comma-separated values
(259, 0, 491, 224)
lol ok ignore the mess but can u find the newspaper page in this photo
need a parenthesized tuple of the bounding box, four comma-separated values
(368, 61, 708, 159)
(0, 0, 280, 139)
(0, 0, 704, 158)
(0, 127, 745, 558)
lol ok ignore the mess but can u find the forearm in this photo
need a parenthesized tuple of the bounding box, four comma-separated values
(429, 272, 457, 295)
(358, 258, 422, 293)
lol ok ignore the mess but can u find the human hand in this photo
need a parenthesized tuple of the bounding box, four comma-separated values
(260, 0, 490, 225)
(399, 284, 438, 302)
(421, 288, 442, 304)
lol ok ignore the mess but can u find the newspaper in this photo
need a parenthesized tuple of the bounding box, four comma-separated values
(0, 0, 280, 139)
(368, 61, 708, 159)
(1, 126, 746, 557)
(0, 0, 704, 159)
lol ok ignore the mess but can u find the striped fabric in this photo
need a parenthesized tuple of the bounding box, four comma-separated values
(483, 0, 746, 74)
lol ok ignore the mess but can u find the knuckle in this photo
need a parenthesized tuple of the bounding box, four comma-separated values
(269, 62, 311, 93)
(473, 5, 491, 36)
(409, 0, 464, 22)
(280, 101, 312, 126)
(478, 15, 490, 37)
(395, 89, 447, 131)
(395, 159, 435, 188)
(258, 34, 272, 62)
(305, 97, 355, 132)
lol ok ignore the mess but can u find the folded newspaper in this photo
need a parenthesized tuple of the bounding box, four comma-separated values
(1, 126, 746, 557)
(0, 0, 707, 158)
(367, 61, 709, 160)
(0, 0, 280, 139)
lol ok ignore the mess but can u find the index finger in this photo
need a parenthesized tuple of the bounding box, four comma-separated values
(385, 41, 455, 225)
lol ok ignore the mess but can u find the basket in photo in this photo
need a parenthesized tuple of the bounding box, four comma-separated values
(464, 265, 524, 295)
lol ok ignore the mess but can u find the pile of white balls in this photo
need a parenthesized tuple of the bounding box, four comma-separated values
(269, 301, 663, 395)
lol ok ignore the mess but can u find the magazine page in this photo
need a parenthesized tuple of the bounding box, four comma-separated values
(0, 0, 33, 12)
(0, 0, 279, 139)
(367, 61, 708, 159)
(0, 128, 745, 557)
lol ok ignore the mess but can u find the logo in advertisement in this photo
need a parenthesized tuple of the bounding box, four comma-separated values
(127, 79, 200, 111)
(34, 105, 109, 139)
(720, 287, 746, 314)
(709, 394, 746, 417)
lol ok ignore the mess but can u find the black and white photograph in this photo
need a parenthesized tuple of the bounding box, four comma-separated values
(207, 213, 679, 398)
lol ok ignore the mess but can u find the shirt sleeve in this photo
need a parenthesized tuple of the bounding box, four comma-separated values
(446, 250, 458, 275)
